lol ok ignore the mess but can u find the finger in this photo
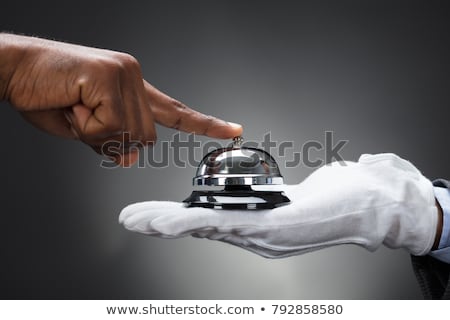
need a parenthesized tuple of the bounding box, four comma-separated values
(65, 104, 122, 141)
(71, 103, 124, 140)
(150, 208, 219, 236)
(144, 81, 243, 139)
(134, 81, 157, 146)
(119, 201, 184, 224)
(120, 202, 191, 236)
(150, 208, 248, 237)
(121, 209, 165, 235)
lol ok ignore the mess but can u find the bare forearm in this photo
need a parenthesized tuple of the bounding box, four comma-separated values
(0, 33, 29, 101)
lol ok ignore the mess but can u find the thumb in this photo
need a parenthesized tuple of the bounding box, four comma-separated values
(144, 80, 243, 139)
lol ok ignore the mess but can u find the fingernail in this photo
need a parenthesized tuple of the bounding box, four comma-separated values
(227, 121, 243, 129)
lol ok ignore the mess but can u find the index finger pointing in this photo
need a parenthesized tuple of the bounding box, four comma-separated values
(144, 80, 243, 139)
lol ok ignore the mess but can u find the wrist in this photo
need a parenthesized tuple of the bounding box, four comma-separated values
(0, 33, 32, 102)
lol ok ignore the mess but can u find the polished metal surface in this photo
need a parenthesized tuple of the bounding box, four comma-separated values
(186, 136, 290, 209)
(193, 137, 285, 186)
(184, 186, 290, 209)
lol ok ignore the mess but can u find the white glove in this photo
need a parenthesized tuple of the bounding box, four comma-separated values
(119, 153, 438, 258)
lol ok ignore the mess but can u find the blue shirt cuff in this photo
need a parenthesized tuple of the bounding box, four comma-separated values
(429, 187, 450, 263)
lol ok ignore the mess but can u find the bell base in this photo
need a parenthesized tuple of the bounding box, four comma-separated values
(183, 186, 290, 210)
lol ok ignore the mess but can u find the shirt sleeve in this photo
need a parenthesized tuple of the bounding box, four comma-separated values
(428, 187, 450, 263)
(410, 179, 450, 299)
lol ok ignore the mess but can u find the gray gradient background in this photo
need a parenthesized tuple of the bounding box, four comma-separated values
(1, 0, 449, 299)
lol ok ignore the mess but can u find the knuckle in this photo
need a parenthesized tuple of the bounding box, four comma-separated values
(112, 52, 141, 70)
(84, 50, 140, 71)
(88, 58, 121, 80)
(91, 52, 141, 78)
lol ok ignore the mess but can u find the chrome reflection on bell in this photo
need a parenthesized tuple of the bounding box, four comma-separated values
(183, 136, 291, 209)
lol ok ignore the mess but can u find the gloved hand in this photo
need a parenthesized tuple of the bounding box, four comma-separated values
(119, 153, 438, 258)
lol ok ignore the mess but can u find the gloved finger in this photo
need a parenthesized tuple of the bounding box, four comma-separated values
(119, 201, 183, 222)
(119, 201, 184, 234)
(144, 81, 243, 139)
(150, 207, 274, 237)
(150, 207, 223, 237)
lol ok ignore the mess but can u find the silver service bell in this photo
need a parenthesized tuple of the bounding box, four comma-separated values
(183, 136, 291, 209)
